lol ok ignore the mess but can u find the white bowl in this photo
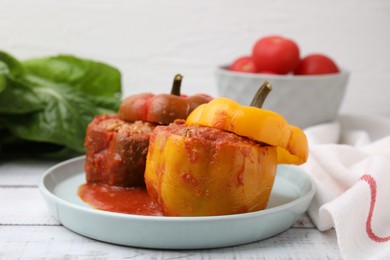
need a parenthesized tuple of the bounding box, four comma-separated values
(215, 66, 349, 128)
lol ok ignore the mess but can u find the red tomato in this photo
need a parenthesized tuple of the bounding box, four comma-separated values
(294, 54, 340, 75)
(252, 35, 300, 74)
(228, 56, 257, 73)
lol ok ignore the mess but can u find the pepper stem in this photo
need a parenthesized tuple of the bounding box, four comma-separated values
(171, 74, 183, 96)
(250, 81, 272, 108)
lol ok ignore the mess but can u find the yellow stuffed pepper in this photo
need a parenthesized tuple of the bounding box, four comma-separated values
(144, 82, 308, 216)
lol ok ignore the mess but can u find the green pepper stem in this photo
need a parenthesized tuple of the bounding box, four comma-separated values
(171, 74, 183, 96)
(250, 81, 272, 108)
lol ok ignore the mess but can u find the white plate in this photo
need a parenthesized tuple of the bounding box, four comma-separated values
(39, 156, 315, 249)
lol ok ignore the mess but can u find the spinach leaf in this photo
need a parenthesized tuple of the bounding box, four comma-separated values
(23, 55, 121, 97)
(0, 76, 44, 114)
(2, 84, 97, 152)
(0, 51, 122, 159)
(0, 51, 25, 77)
(0, 51, 43, 114)
(0, 74, 5, 93)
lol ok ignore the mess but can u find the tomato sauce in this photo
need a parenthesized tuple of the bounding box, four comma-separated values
(78, 184, 163, 216)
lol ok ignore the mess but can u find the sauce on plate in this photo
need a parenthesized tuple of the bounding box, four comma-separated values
(78, 184, 163, 216)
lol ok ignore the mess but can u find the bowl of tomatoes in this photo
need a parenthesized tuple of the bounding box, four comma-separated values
(215, 35, 350, 129)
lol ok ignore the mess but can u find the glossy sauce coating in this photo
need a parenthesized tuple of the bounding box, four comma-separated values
(78, 184, 163, 216)
(84, 114, 156, 187)
(145, 122, 277, 216)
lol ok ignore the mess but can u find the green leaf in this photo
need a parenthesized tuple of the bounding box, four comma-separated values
(0, 51, 122, 159)
(0, 51, 25, 77)
(0, 51, 42, 113)
(0, 76, 44, 114)
(89, 95, 121, 114)
(0, 74, 5, 94)
(22, 54, 121, 97)
(2, 84, 99, 152)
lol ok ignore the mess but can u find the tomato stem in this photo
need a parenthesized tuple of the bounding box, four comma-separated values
(250, 81, 272, 108)
(171, 74, 183, 96)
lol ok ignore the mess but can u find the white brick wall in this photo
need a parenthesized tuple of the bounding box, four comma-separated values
(1, 0, 389, 116)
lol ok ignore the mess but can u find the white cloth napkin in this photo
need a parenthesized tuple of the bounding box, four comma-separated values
(301, 114, 390, 260)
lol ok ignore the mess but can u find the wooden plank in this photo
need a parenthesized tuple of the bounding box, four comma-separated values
(0, 187, 59, 225)
(293, 213, 315, 228)
(0, 159, 59, 186)
(0, 226, 341, 259)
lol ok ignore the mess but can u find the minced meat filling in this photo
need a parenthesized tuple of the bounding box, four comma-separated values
(157, 122, 269, 147)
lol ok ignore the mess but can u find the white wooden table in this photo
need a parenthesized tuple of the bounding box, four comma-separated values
(0, 157, 342, 259)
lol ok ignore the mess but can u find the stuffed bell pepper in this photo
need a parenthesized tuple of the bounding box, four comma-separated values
(144, 81, 308, 216)
(84, 74, 212, 187)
